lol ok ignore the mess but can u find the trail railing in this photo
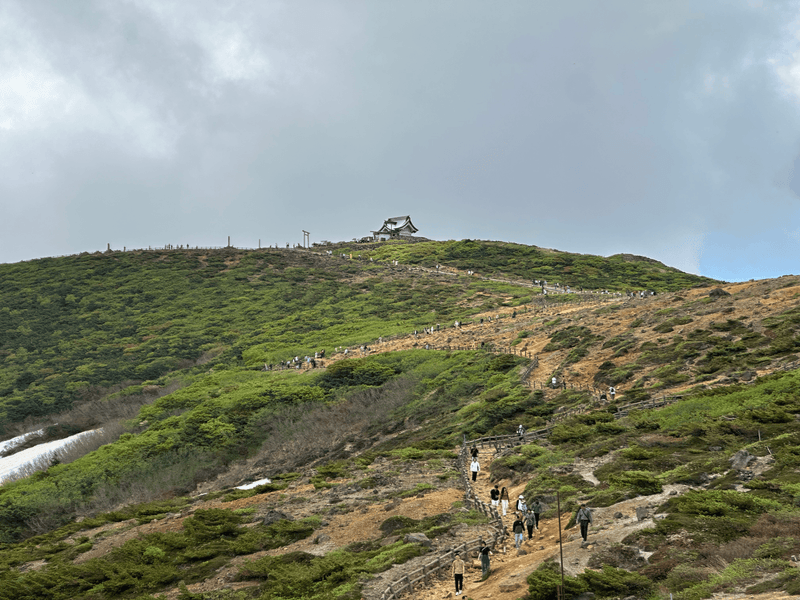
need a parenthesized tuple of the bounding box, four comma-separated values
(378, 440, 509, 600)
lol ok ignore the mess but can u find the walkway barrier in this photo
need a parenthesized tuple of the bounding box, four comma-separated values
(378, 441, 508, 600)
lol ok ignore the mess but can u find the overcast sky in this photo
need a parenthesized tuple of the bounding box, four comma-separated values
(2, 1, 800, 282)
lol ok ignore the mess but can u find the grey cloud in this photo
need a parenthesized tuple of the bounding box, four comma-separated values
(1, 1, 799, 279)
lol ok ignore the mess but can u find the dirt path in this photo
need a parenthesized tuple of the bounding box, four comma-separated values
(314, 277, 800, 404)
(407, 446, 794, 600)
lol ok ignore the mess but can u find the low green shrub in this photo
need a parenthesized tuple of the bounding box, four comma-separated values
(527, 560, 588, 600)
(580, 565, 654, 597)
(609, 470, 662, 495)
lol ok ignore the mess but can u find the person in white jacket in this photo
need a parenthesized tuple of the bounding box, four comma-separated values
(470, 458, 480, 482)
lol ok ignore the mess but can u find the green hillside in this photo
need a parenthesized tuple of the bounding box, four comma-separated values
(6, 241, 800, 600)
(0, 242, 715, 430)
(332, 239, 719, 291)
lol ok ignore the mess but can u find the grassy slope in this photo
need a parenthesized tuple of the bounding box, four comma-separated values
(332, 239, 719, 291)
(0, 242, 716, 430)
(0, 247, 522, 430)
(7, 240, 800, 599)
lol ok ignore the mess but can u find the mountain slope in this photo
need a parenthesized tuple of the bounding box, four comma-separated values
(1, 240, 799, 600)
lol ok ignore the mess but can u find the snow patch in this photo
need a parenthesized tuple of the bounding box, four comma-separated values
(236, 478, 271, 490)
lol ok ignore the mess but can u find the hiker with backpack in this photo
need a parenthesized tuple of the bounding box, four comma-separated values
(576, 503, 593, 541)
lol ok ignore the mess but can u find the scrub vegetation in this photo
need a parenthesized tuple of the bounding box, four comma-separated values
(0, 239, 799, 599)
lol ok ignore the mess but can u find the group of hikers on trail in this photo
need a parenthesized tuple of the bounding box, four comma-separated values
(457, 440, 595, 595)
(450, 489, 593, 593)
(263, 351, 325, 371)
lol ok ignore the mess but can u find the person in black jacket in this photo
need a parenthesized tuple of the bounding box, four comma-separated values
(512, 515, 525, 548)
(531, 498, 542, 530)
(490, 485, 499, 508)
(479, 540, 492, 578)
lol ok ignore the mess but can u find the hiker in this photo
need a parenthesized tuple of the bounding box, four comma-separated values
(609, 386, 616, 401)
(516, 494, 527, 513)
(531, 498, 542, 529)
(551, 376, 557, 389)
(490, 485, 500, 508)
(451, 551, 465, 596)
(600, 391, 607, 402)
(525, 509, 536, 539)
(478, 541, 492, 578)
(513, 514, 525, 548)
(517, 424, 525, 439)
(470, 457, 480, 482)
(576, 503, 593, 541)
(471, 445, 479, 460)
(499, 486, 510, 516)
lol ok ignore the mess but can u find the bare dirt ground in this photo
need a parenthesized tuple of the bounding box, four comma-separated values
(327, 273, 800, 400)
(53, 432, 796, 600)
(391, 446, 796, 600)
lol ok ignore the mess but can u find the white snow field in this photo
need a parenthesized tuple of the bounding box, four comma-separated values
(0, 429, 103, 484)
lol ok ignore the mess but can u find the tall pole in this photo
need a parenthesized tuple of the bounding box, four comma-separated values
(557, 491, 565, 600)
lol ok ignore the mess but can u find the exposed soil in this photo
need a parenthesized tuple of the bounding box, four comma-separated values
(321, 272, 800, 402)
(56, 439, 794, 600)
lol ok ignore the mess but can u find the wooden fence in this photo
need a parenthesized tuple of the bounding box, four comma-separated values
(378, 441, 508, 600)
(371, 354, 800, 599)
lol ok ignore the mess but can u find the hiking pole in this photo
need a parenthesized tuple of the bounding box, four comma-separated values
(557, 491, 565, 600)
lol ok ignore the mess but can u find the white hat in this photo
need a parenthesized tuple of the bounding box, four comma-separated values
(519, 494, 524, 498)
